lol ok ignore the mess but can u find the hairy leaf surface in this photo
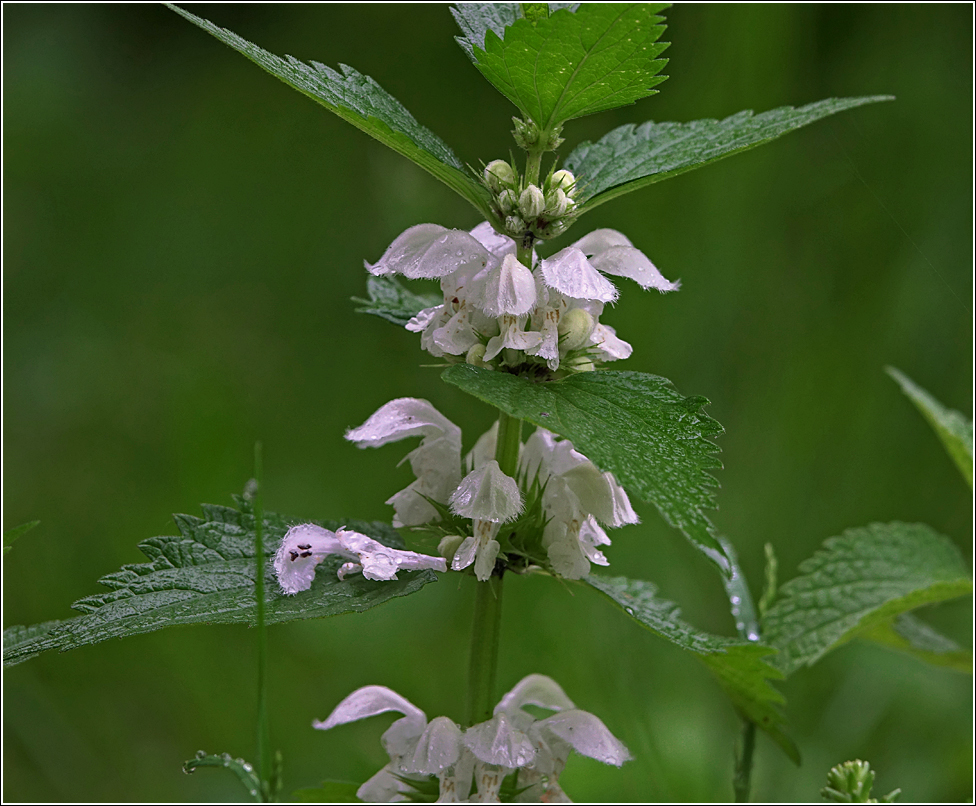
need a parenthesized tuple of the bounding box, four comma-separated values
(564, 96, 893, 211)
(452, 3, 521, 61)
(470, 4, 669, 129)
(3, 500, 436, 667)
(586, 575, 798, 763)
(762, 522, 972, 676)
(887, 367, 973, 487)
(443, 366, 728, 571)
(353, 276, 441, 327)
(167, 5, 493, 220)
(857, 613, 972, 674)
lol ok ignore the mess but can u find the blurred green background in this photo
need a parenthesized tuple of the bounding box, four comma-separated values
(3, 4, 972, 802)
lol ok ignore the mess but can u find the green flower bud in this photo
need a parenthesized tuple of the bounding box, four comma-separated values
(558, 308, 595, 351)
(512, 116, 540, 149)
(551, 169, 575, 193)
(519, 185, 545, 218)
(497, 188, 518, 215)
(466, 343, 490, 368)
(484, 159, 516, 193)
(505, 215, 526, 235)
(545, 187, 570, 217)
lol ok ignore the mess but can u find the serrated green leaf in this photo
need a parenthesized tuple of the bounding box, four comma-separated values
(857, 612, 972, 674)
(471, 4, 669, 129)
(183, 752, 263, 801)
(3, 499, 436, 667)
(293, 781, 362, 803)
(563, 96, 893, 212)
(442, 365, 729, 573)
(166, 4, 494, 222)
(586, 575, 798, 763)
(762, 522, 972, 676)
(352, 276, 441, 327)
(452, 3, 521, 61)
(3, 520, 40, 556)
(887, 366, 973, 488)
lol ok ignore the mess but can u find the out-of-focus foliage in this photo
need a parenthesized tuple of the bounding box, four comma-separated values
(3, 5, 971, 803)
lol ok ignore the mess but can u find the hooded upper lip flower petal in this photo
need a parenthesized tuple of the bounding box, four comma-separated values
(573, 228, 680, 292)
(367, 224, 491, 279)
(273, 523, 447, 594)
(346, 398, 463, 528)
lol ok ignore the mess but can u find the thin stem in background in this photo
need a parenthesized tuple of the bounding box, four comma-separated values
(733, 721, 757, 803)
(253, 441, 272, 799)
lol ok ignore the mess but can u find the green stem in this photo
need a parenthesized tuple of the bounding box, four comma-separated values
(494, 410, 523, 478)
(524, 145, 544, 189)
(464, 409, 521, 726)
(253, 442, 272, 800)
(733, 720, 756, 803)
(466, 573, 504, 726)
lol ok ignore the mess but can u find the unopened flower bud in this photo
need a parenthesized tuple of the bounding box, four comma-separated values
(558, 308, 595, 351)
(438, 534, 465, 560)
(484, 160, 516, 193)
(551, 169, 576, 193)
(519, 185, 545, 219)
(545, 188, 570, 217)
(505, 215, 526, 235)
(497, 188, 518, 215)
(568, 356, 596, 372)
(512, 116, 540, 149)
(466, 343, 489, 367)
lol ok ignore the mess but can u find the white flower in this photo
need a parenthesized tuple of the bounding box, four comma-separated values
(449, 459, 523, 523)
(273, 524, 447, 594)
(481, 254, 537, 318)
(378, 222, 675, 372)
(494, 674, 631, 803)
(367, 224, 490, 279)
(520, 428, 638, 579)
(346, 398, 463, 527)
(314, 675, 629, 803)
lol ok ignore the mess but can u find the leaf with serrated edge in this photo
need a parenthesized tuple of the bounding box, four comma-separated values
(452, 3, 521, 62)
(857, 612, 972, 674)
(472, 4, 669, 129)
(887, 367, 973, 488)
(564, 96, 893, 211)
(353, 276, 442, 327)
(762, 522, 972, 677)
(442, 365, 729, 573)
(166, 4, 494, 222)
(3, 499, 437, 667)
(586, 575, 798, 763)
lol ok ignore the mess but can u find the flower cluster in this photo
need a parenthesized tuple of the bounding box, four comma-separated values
(314, 674, 631, 802)
(344, 398, 638, 582)
(367, 217, 678, 374)
(483, 160, 578, 241)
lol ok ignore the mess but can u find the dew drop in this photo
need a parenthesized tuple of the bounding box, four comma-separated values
(747, 631, 760, 642)
(624, 607, 634, 616)
(730, 595, 740, 605)
(195, 750, 206, 759)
